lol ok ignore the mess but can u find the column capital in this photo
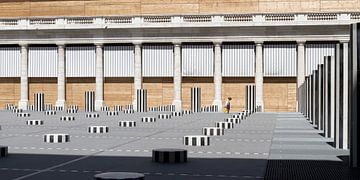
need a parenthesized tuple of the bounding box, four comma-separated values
(255, 41, 263, 45)
(213, 41, 222, 46)
(19, 43, 28, 48)
(132, 41, 142, 46)
(296, 40, 306, 45)
(95, 43, 103, 47)
(56, 42, 66, 47)
(339, 40, 349, 44)
(173, 41, 182, 46)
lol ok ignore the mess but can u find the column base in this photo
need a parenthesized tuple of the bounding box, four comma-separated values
(255, 102, 264, 112)
(95, 100, 104, 111)
(18, 100, 29, 110)
(132, 99, 137, 112)
(55, 100, 66, 108)
(212, 99, 223, 110)
(172, 100, 182, 112)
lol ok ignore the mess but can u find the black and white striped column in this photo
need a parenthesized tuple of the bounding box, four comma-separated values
(349, 22, 360, 168)
(85, 91, 95, 112)
(152, 148, 187, 163)
(245, 85, 256, 113)
(44, 134, 70, 143)
(136, 89, 147, 112)
(183, 135, 210, 146)
(191, 87, 201, 113)
(34, 93, 44, 111)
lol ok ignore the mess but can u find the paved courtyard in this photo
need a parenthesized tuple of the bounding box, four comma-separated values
(0, 110, 349, 179)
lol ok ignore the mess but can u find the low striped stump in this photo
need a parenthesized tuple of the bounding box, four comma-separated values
(67, 109, 78, 114)
(225, 118, 241, 124)
(86, 113, 99, 118)
(182, 110, 192, 115)
(12, 109, 22, 113)
(107, 111, 119, 116)
(141, 117, 156, 123)
(88, 126, 109, 134)
(232, 114, 244, 119)
(119, 121, 136, 127)
(27, 105, 34, 111)
(215, 122, 234, 129)
(202, 127, 224, 136)
(55, 106, 64, 111)
(158, 114, 171, 119)
(94, 172, 144, 180)
(183, 135, 210, 146)
(124, 109, 134, 114)
(0, 146, 8, 158)
(114, 105, 122, 112)
(101, 106, 110, 112)
(17, 113, 30, 117)
(171, 111, 182, 117)
(152, 148, 187, 163)
(44, 134, 70, 143)
(244, 110, 250, 117)
(60, 116, 75, 121)
(44, 110, 56, 115)
(26, 120, 44, 125)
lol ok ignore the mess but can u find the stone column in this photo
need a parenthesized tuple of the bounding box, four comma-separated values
(297, 41, 306, 112)
(342, 40, 349, 149)
(55, 43, 66, 108)
(255, 41, 264, 111)
(18, 44, 29, 110)
(133, 42, 142, 111)
(172, 42, 182, 111)
(213, 41, 223, 110)
(95, 43, 104, 111)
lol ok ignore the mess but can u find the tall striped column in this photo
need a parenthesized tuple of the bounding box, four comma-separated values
(18, 44, 29, 110)
(335, 43, 344, 149)
(297, 41, 306, 112)
(136, 89, 147, 112)
(191, 87, 201, 113)
(85, 91, 95, 112)
(34, 93, 44, 111)
(245, 85, 256, 113)
(349, 23, 359, 168)
(95, 43, 104, 111)
(213, 41, 223, 110)
(172, 42, 182, 111)
(56, 43, 66, 108)
(133, 42, 142, 112)
(255, 41, 264, 111)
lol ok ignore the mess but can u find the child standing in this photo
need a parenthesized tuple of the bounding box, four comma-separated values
(225, 97, 232, 113)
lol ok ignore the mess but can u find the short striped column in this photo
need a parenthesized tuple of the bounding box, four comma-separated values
(141, 117, 156, 123)
(245, 85, 256, 113)
(67, 108, 78, 114)
(124, 109, 135, 114)
(86, 113, 99, 118)
(55, 106, 64, 111)
(101, 106, 110, 112)
(232, 114, 244, 119)
(60, 116, 75, 121)
(44, 110, 56, 115)
(152, 148, 187, 163)
(136, 89, 147, 112)
(215, 121, 234, 129)
(107, 111, 119, 116)
(202, 127, 224, 136)
(183, 135, 210, 146)
(88, 126, 109, 133)
(225, 118, 241, 124)
(34, 93, 45, 111)
(125, 104, 133, 110)
(43, 134, 70, 143)
(12, 109, 22, 113)
(159, 114, 171, 119)
(191, 87, 201, 113)
(119, 121, 136, 127)
(182, 110, 192, 115)
(45, 104, 53, 111)
(171, 111, 182, 117)
(85, 91, 95, 112)
(114, 105, 122, 112)
(17, 112, 30, 117)
(27, 105, 34, 111)
(26, 120, 44, 125)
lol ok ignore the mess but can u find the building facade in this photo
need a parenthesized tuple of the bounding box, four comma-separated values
(0, 1, 359, 112)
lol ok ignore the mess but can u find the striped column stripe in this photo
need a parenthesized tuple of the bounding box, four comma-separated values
(183, 135, 210, 146)
(43, 134, 70, 143)
(136, 89, 147, 112)
(245, 85, 256, 113)
(34, 93, 44, 112)
(85, 91, 95, 112)
(191, 87, 201, 113)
